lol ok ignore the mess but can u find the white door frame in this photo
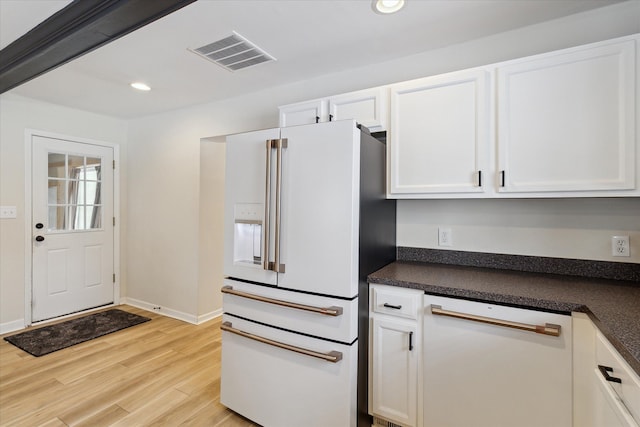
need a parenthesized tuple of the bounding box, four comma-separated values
(24, 129, 120, 326)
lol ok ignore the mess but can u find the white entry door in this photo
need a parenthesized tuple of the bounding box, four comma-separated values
(32, 135, 115, 322)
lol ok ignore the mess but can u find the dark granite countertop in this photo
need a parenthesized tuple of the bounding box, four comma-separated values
(368, 261, 640, 375)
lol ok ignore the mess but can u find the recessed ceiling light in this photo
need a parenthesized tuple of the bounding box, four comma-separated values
(372, 0, 405, 14)
(130, 82, 151, 91)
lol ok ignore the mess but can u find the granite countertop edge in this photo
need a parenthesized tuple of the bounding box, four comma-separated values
(368, 261, 640, 376)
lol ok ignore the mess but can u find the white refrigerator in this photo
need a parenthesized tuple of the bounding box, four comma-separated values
(220, 119, 396, 427)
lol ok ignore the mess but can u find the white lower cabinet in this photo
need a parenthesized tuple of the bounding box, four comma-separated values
(422, 294, 573, 427)
(574, 312, 640, 427)
(370, 288, 640, 427)
(369, 285, 423, 427)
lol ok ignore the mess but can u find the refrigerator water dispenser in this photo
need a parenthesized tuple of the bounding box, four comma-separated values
(233, 203, 263, 266)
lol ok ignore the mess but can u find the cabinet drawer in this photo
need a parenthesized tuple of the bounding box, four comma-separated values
(596, 332, 640, 424)
(371, 285, 422, 320)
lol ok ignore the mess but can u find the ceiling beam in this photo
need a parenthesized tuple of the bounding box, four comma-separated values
(0, 0, 197, 94)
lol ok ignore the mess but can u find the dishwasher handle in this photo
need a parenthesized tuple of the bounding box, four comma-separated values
(430, 304, 561, 337)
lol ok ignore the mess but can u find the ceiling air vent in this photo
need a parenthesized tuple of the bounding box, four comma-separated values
(190, 32, 276, 72)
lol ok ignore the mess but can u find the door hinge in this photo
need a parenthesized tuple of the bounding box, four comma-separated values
(113, 217, 116, 226)
(113, 160, 115, 169)
(113, 273, 116, 283)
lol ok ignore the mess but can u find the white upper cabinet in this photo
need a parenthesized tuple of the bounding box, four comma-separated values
(279, 35, 639, 199)
(388, 68, 490, 197)
(497, 38, 637, 195)
(279, 87, 388, 131)
(328, 87, 387, 131)
(387, 34, 639, 199)
(278, 99, 325, 127)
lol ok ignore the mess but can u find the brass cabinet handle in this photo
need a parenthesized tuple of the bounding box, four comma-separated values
(222, 285, 343, 316)
(221, 321, 343, 363)
(430, 304, 561, 337)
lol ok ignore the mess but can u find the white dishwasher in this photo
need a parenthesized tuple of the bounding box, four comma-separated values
(423, 294, 572, 427)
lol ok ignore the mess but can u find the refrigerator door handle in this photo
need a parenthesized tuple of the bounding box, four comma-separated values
(263, 139, 273, 272)
(273, 138, 287, 273)
(222, 285, 344, 316)
(221, 321, 343, 363)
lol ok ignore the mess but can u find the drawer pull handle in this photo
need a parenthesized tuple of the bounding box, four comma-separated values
(221, 321, 343, 363)
(598, 365, 622, 383)
(430, 305, 561, 337)
(222, 285, 343, 316)
(383, 303, 402, 310)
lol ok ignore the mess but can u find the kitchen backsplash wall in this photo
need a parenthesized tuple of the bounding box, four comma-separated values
(397, 198, 640, 264)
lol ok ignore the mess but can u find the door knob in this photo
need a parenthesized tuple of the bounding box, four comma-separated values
(35, 223, 44, 229)
(35, 236, 45, 242)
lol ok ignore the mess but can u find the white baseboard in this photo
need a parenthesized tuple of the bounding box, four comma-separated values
(197, 308, 222, 324)
(1, 301, 222, 334)
(122, 297, 199, 324)
(1, 319, 26, 335)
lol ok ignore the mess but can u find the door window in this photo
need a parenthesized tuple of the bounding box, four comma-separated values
(47, 152, 103, 231)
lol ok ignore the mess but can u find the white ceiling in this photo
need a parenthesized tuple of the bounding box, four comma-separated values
(1, 0, 623, 119)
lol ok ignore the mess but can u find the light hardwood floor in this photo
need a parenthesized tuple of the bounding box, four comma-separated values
(0, 305, 259, 426)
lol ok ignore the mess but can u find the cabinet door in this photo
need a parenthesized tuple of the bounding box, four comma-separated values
(423, 295, 572, 427)
(329, 87, 388, 131)
(389, 69, 490, 197)
(371, 317, 418, 427)
(279, 99, 325, 127)
(497, 39, 636, 194)
(593, 368, 640, 427)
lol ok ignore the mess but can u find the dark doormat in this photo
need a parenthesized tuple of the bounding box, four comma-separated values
(3, 308, 151, 357)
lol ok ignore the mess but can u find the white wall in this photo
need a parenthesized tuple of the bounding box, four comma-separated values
(199, 137, 225, 321)
(398, 198, 640, 263)
(0, 94, 127, 330)
(123, 1, 639, 322)
(125, 94, 278, 322)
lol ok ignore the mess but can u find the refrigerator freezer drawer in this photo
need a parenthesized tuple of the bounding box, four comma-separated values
(223, 278, 358, 343)
(220, 314, 357, 427)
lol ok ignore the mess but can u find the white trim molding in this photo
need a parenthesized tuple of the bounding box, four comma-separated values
(0, 319, 26, 335)
(121, 298, 222, 324)
(122, 297, 199, 324)
(197, 308, 223, 324)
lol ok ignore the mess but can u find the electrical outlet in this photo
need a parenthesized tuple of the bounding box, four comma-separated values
(611, 236, 630, 257)
(438, 228, 453, 247)
(0, 206, 17, 219)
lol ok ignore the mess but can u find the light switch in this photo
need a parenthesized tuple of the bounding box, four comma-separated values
(0, 206, 17, 219)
